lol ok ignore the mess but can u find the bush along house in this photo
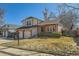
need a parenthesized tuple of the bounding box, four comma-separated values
(17, 16, 63, 39)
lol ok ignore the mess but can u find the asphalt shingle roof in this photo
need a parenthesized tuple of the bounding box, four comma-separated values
(17, 25, 37, 29)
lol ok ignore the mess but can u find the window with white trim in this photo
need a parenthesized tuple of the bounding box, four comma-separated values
(27, 20, 32, 26)
(47, 26, 52, 32)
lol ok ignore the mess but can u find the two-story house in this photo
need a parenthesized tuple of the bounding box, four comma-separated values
(17, 16, 63, 39)
(17, 17, 43, 39)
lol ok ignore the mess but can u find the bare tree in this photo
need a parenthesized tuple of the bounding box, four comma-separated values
(43, 4, 79, 31)
(43, 8, 57, 21)
(0, 8, 4, 27)
(43, 8, 49, 21)
(58, 4, 79, 30)
(48, 12, 57, 20)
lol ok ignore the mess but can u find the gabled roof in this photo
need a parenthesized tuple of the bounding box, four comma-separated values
(21, 16, 43, 22)
(38, 19, 62, 26)
(1, 24, 20, 30)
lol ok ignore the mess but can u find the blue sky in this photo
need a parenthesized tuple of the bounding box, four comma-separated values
(0, 3, 60, 25)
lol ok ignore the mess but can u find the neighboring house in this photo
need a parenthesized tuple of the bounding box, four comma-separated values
(73, 24, 79, 30)
(17, 16, 63, 39)
(0, 28, 3, 36)
(1, 24, 19, 38)
(72, 24, 79, 36)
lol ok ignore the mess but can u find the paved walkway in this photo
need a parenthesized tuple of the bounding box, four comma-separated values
(0, 38, 53, 56)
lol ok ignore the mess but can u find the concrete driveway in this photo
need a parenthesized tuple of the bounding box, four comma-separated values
(0, 38, 53, 56)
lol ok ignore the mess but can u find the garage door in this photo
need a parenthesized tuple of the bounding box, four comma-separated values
(19, 31, 23, 39)
(32, 28, 37, 36)
(24, 31, 31, 38)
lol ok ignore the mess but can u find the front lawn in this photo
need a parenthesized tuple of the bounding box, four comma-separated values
(1, 37, 79, 56)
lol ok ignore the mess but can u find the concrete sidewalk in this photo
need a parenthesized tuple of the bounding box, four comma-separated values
(0, 38, 13, 44)
(0, 46, 53, 56)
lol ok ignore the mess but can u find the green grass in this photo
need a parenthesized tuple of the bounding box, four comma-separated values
(1, 37, 79, 56)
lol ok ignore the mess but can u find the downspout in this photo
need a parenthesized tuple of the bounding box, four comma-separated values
(23, 30, 25, 39)
(31, 18, 33, 37)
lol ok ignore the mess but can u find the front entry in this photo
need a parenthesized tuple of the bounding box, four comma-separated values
(41, 27, 44, 32)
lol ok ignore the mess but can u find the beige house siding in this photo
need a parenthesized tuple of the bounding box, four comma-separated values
(32, 27, 38, 36)
(19, 30, 23, 39)
(22, 19, 32, 26)
(58, 25, 63, 32)
(22, 18, 42, 27)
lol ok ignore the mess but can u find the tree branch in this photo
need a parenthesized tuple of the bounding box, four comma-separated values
(64, 4, 79, 10)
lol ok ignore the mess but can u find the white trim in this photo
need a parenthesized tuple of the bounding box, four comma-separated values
(48, 26, 52, 32)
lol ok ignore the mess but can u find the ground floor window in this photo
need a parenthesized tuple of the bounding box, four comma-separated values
(53, 27, 56, 32)
(47, 26, 52, 32)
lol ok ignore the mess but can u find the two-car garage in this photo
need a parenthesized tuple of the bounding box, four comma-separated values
(17, 27, 38, 39)
(18, 29, 31, 39)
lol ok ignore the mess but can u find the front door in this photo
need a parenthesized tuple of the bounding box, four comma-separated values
(41, 27, 44, 32)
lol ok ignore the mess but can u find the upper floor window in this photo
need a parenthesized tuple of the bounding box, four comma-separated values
(22, 21, 26, 26)
(27, 21, 32, 26)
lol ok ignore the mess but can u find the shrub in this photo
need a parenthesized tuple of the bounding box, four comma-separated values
(62, 30, 76, 37)
(38, 32, 61, 38)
